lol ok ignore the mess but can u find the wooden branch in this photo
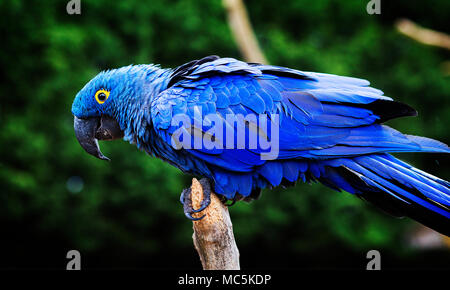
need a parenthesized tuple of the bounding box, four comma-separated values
(189, 178, 240, 270)
(223, 0, 268, 64)
(395, 18, 450, 50)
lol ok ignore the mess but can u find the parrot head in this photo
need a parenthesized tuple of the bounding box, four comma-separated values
(71, 64, 164, 161)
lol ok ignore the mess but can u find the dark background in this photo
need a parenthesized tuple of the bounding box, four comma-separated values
(0, 0, 449, 270)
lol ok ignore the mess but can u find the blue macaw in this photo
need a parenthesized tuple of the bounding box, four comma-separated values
(72, 56, 450, 235)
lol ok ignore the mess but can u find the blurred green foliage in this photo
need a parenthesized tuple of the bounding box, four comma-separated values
(0, 0, 448, 268)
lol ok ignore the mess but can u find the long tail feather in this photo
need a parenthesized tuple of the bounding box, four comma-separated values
(319, 154, 450, 235)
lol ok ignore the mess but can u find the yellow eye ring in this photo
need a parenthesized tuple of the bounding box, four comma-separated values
(95, 89, 110, 104)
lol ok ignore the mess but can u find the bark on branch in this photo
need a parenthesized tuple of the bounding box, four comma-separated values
(189, 178, 240, 270)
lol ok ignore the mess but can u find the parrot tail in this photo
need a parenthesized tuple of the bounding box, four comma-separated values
(318, 154, 450, 235)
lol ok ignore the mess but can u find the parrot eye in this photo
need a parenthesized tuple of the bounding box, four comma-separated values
(95, 89, 110, 104)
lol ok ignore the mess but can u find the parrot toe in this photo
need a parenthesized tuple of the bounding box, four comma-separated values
(180, 179, 213, 220)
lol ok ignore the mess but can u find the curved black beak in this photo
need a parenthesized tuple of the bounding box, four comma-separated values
(74, 115, 123, 161)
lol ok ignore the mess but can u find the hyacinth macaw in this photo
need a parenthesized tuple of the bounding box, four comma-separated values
(72, 56, 450, 235)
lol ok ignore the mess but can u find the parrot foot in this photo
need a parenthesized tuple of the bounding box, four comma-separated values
(180, 179, 212, 221)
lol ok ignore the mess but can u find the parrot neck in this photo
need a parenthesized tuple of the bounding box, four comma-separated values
(111, 65, 171, 149)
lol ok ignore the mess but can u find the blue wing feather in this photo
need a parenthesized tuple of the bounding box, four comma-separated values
(147, 57, 450, 232)
(151, 57, 449, 171)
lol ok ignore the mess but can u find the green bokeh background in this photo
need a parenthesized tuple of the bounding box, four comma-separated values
(0, 0, 449, 269)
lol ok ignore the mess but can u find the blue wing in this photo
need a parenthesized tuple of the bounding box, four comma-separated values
(149, 57, 449, 233)
(151, 57, 447, 170)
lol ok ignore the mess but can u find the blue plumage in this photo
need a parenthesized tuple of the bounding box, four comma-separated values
(72, 56, 450, 234)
